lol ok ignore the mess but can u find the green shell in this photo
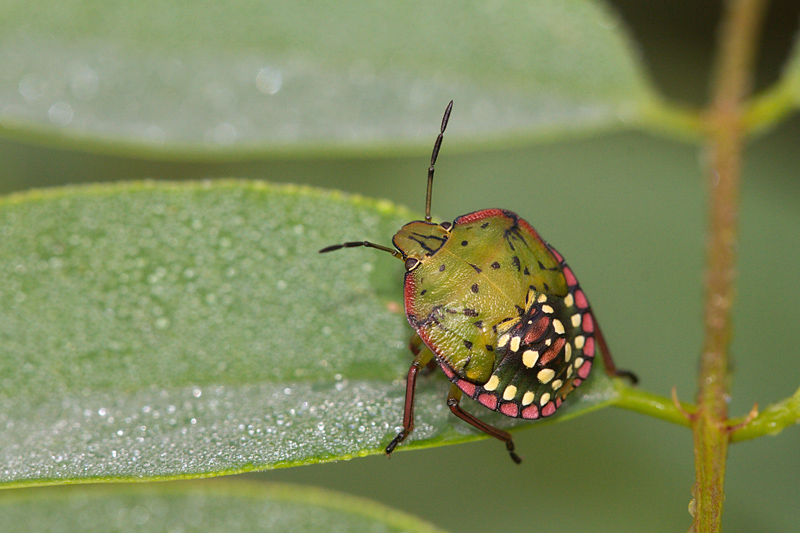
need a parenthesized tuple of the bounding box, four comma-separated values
(395, 208, 596, 419)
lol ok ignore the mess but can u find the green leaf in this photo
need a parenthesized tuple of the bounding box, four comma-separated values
(0, 0, 658, 155)
(0, 481, 446, 532)
(0, 181, 624, 487)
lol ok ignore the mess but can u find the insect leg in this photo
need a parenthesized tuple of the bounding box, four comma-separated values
(594, 320, 638, 384)
(385, 346, 435, 456)
(446, 384, 522, 464)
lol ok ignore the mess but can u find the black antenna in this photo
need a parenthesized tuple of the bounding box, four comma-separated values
(425, 100, 453, 222)
(319, 240, 401, 257)
(319, 101, 454, 256)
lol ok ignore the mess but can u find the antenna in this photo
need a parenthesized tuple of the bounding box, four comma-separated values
(319, 240, 400, 257)
(319, 101, 454, 257)
(425, 100, 453, 222)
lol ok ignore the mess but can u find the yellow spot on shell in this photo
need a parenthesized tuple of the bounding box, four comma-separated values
(522, 349, 539, 368)
(503, 385, 517, 401)
(522, 391, 535, 406)
(537, 368, 555, 384)
(509, 336, 521, 352)
(564, 293, 574, 307)
(540, 392, 551, 406)
(497, 333, 510, 348)
(574, 357, 584, 369)
(537, 293, 547, 303)
(571, 313, 581, 327)
(574, 335, 585, 349)
(542, 305, 554, 314)
(564, 343, 572, 362)
(551, 379, 563, 390)
(484, 375, 500, 391)
(553, 319, 565, 335)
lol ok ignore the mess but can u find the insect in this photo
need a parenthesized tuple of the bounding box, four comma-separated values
(320, 101, 637, 463)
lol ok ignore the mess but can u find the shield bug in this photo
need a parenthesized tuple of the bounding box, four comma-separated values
(320, 101, 637, 463)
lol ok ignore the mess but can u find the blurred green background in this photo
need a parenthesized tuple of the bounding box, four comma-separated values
(2, 1, 799, 531)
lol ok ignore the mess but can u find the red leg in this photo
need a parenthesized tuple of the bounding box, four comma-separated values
(595, 320, 638, 384)
(385, 347, 435, 456)
(447, 384, 522, 464)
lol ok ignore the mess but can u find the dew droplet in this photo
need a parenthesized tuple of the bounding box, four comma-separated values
(48, 102, 73, 126)
(69, 63, 99, 101)
(256, 67, 283, 95)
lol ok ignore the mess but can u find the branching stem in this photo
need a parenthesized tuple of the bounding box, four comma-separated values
(692, 0, 769, 530)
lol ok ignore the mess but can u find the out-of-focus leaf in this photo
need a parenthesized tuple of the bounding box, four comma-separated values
(0, 481, 446, 532)
(0, 1, 656, 154)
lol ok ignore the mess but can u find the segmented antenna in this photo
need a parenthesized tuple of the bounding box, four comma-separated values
(425, 100, 453, 222)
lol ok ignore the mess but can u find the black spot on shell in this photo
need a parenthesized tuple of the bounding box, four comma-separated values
(524, 266, 530, 275)
(543, 282, 550, 291)
(461, 240, 469, 246)
(471, 284, 479, 293)
(485, 344, 494, 351)
(469, 263, 482, 273)
(481, 222, 489, 229)
(491, 261, 501, 269)
(473, 320, 483, 328)
(439, 264, 446, 272)
(463, 340, 473, 350)
(512, 256, 521, 271)
(538, 260, 546, 270)
(464, 308, 478, 317)
(420, 289, 426, 295)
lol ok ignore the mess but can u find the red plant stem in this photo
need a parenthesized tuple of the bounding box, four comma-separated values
(692, 0, 768, 531)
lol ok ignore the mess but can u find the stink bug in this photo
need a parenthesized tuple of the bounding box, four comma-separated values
(320, 101, 637, 463)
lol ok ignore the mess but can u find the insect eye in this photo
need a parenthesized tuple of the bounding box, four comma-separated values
(440, 221, 452, 230)
(404, 257, 421, 271)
